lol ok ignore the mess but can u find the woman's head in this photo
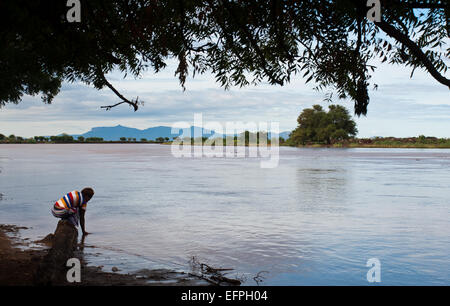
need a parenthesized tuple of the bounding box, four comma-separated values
(81, 187, 95, 202)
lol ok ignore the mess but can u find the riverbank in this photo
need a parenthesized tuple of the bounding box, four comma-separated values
(292, 143, 450, 149)
(0, 224, 232, 286)
(3, 136, 450, 149)
(287, 136, 450, 149)
(3, 142, 450, 148)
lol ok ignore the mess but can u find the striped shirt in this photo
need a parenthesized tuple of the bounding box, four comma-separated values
(54, 190, 87, 211)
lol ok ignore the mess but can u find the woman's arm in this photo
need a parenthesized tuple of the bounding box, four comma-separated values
(79, 209, 89, 236)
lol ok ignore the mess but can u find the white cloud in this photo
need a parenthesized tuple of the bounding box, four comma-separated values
(0, 59, 449, 138)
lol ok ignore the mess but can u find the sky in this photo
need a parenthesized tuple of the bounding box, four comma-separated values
(0, 58, 449, 138)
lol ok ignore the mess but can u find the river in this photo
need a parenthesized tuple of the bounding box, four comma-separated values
(0, 144, 448, 285)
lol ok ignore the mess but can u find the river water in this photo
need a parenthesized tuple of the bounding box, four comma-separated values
(0, 144, 449, 285)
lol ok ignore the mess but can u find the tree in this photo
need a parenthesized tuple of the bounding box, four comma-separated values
(290, 104, 358, 145)
(155, 137, 165, 143)
(0, 1, 448, 115)
(0, 134, 5, 141)
(34, 136, 48, 142)
(140, 138, 148, 142)
(120, 137, 127, 142)
(85, 137, 104, 142)
(77, 136, 85, 142)
(50, 134, 74, 143)
(326, 104, 359, 142)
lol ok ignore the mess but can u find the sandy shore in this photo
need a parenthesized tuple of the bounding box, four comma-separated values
(0, 224, 216, 286)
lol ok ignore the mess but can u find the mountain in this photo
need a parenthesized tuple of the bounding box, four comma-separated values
(278, 131, 291, 140)
(74, 125, 215, 141)
(71, 125, 292, 141)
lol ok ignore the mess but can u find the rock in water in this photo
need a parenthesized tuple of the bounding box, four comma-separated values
(36, 233, 55, 246)
(34, 220, 78, 285)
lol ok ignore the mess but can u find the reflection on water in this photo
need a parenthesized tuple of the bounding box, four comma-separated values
(0, 144, 449, 285)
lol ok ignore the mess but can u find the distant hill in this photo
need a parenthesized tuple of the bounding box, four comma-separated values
(72, 125, 215, 141)
(70, 125, 292, 141)
(278, 131, 291, 140)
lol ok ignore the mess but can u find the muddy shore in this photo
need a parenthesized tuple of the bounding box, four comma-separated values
(0, 224, 225, 286)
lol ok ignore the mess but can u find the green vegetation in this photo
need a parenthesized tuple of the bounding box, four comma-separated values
(167, 132, 450, 148)
(1, 2, 447, 114)
(173, 132, 274, 146)
(1, 130, 449, 148)
(343, 136, 450, 148)
(50, 134, 74, 143)
(283, 105, 450, 148)
(283, 135, 450, 149)
(85, 137, 104, 143)
(286, 136, 450, 149)
(0, 134, 172, 144)
(289, 104, 358, 146)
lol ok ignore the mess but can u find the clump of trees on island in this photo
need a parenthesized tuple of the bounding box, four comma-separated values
(284, 104, 450, 148)
(288, 104, 358, 145)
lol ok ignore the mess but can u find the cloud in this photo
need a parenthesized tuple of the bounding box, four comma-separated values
(0, 59, 449, 138)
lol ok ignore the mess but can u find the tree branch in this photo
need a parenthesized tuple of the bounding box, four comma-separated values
(99, 77, 140, 111)
(387, 0, 448, 10)
(100, 101, 132, 111)
(375, 20, 450, 88)
(218, 0, 284, 85)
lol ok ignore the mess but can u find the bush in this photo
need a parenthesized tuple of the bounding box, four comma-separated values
(85, 137, 104, 143)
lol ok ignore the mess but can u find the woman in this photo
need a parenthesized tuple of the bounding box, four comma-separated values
(52, 187, 94, 236)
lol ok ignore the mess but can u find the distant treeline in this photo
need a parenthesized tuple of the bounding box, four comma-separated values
(0, 131, 277, 145)
(0, 133, 171, 144)
(2, 132, 450, 148)
(173, 131, 278, 146)
(285, 135, 450, 148)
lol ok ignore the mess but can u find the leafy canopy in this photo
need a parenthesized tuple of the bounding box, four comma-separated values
(290, 104, 358, 145)
(0, 0, 448, 114)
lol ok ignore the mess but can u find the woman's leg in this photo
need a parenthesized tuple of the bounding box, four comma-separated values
(51, 206, 78, 226)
